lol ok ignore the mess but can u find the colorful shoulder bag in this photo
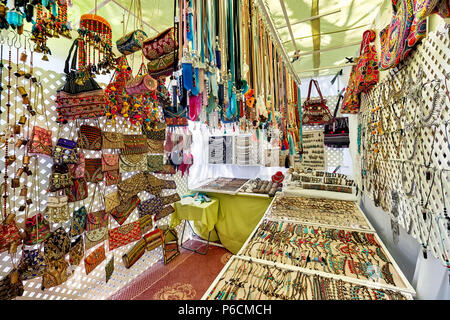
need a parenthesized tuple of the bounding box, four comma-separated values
(66, 177, 89, 203)
(43, 227, 71, 261)
(84, 158, 104, 183)
(302, 80, 332, 125)
(116, 29, 148, 55)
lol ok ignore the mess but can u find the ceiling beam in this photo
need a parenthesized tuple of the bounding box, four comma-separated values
(298, 62, 356, 74)
(276, 9, 341, 30)
(293, 41, 361, 57)
(282, 24, 369, 45)
(279, 0, 298, 55)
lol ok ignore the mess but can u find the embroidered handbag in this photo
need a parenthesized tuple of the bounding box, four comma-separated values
(116, 29, 148, 55)
(122, 237, 146, 269)
(117, 172, 149, 202)
(102, 131, 125, 149)
(341, 63, 361, 114)
(84, 245, 106, 275)
(142, 27, 177, 60)
(324, 92, 350, 148)
(155, 205, 175, 221)
(69, 153, 85, 179)
(119, 154, 147, 173)
(163, 106, 188, 127)
(102, 154, 119, 172)
(379, 0, 415, 70)
(84, 158, 104, 183)
(66, 178, 89, 203)
(142, 122, 166, 141)
(41, 257, 71, 290)
(105, 170, 122, 186)
(24, 213, 51, 245)
(49, 164, 73, 192)
(28, 126, 53, 157)
(121, 134, 149, 155)
(125, 74, 158, 96)
(147, 52, 175, 78)
(53, 138, 79, 164)
(85, 227, 108, 250)
(154, 164, 176, 175)
(105, 256, 114, 283)
(161, 225, 179, 265)
(110, 195, 140, 225)
(44, 227, 70, 261)
(86, 210, 108, 232)
(161, 193, 181, 205)
(147, 154, 164, 172)
(18, 249, 46, 280)
(145, 176, 176, 195)
(105, 191, 121, 213)
(0, 214, 22, 254)
(56, 41, 106, 123)
(143, 228, 163, 251)
(302, 80, 332, 125)
(108, 221, 141, 251)
(45, 195, 70, 223)
(69, 236, 84, 266)
(355, 30, 379, 94)
(77, 125, 102, 151)
(0, 269, 24, 300)
(71, 206, 87, 236)
(138, 196, 163, 217)
(139, 213, 153, 234)
(147, 138, 164, 154)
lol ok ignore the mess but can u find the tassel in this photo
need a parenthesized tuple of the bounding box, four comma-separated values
(288, 133, 295, 156)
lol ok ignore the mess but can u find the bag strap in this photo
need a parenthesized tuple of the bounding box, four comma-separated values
(64, 40, 79, 75)
(331, 88, 346, 124)
(307, 79, 324, 101)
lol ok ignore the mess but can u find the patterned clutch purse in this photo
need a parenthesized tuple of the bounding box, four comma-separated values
(154, 164, 176, 175)
(102, 154, 119, 172)
(119, 154, 147, 173)
(147, 154, 164, 172)
(142, 27, 177, 60)
(122, 237, 146, 269)
(145, 175, 176, 195)
(43, 227, 70, 261)
(53, 138, 79, 164)
(138, 214, 153, 234)
(143, 228, 163, 251)
(49, 164, 73, 192)
(108, 221, 141, 251)
(154, 205, 175, 221)
(66, 178, 89, 203)
(77, 125, 102, 150)
(121, 134, 149, 155)
(84, 227, 108, 250)
(147, 138, 164, 153)
(28, 126, 53, 157)
(69, 236, 84, 266)
(110, 195, 140, 225)
(116, 29, 147, 55)
(105, 170, 122, 186)
(105, 256, 114, 283)
(18, 249, 46, 281)
(86, 210, 108, 232)
(84, 245, 106, 275)
(142, 122, 166, 141)
(41, 257, 71, 289)
(85, 158, 104, 183)
(161, 193, 181, 205)
(104, 191, 121, 213)
(102, 131, 125, 149)
(69, 153, 85, 179)
(117, 172, 149, 202)
(138, 196, 162, 217)
(45, 195, 70, 223)
(71, 206, 87, 236)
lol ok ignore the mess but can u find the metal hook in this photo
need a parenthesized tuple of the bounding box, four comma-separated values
(14, 33, 22, 49)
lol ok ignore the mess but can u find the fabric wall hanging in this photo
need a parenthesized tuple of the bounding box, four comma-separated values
(302, 80, 332, 125)
(84, 245, 106, 275)
(119, 154, 147, 173)
(110, 195, 141, 225)
(122, 237, 146, 269)
(108, 221, 141, 251)
(102, 131, 125, 150)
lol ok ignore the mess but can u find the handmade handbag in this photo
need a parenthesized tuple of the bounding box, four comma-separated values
(84, 158, 104, 183)
(154, 164, 176, 175)
(86, 210, 108, 232)
(56, 41, 106, 122)
(163, 106, 188, 127)
(143, 228, 163, 251)
(45, 195, 70, 223)
(138, 196, 163, 217)
(147, 52, 175, 78)
(142, 27, 177, 60)
(161, 193, 181, 205)
(145, 175, 176, 195)
(119, 154, 147, 173)
(28, 126, 52, 157)
(102, 154, 119, 172)
(18, 249, 46, 280)
(121, 134, 149, 155)
(341, 63, 361, 114)
(108, 221, 141, 251)
(142, 122, 166, 141)
(105, 256, 114, 283)
(122, 237, 146, 269)
(105, 191, 121, 213)
(355, 30, 379, 94)
(84, 245, 106, 275)
(0, 214, 22, 254)
(324, 92, 350, 148)
(379, 0, 415, 70)
(44, 227, 70, 261)
(77, 125, 102, 151)
(24, 213, 51, 245)
(66, 178, 89, 203)
(71, 205, 87, 236)
(102, 131, 125, 149)
(69, 236, 84, 266)
(0, 269, 24, 300)
(117, 172, 149, 202)
(155, 205, 175, 221)
(85, 227, 108, 250)
(138, 213, 153, 234)
(116, 29, 147, 55)
(105, 170, 122, 186)
(146, 138, 164, 154)
(161, 225, 180, 265)
(147, 154, 164, 172)
(125, 73, 158, 96)
(69, 153, 85, 179)
(49, 164, 73, 192)
(302, 80, 332, 125)
(41, 257, 71, 290)
(110, 195, 140, 225)
(53, 138, 79, 164)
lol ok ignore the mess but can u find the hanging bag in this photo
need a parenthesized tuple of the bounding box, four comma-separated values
(324, 92, 350, 148)
(117, 30, 148, 55)
(53, 123, 79, 165)
(77, 123, 102, 151)
(302, 80, 332, 125)
(355, 30, 379, 94)
(125, 62, 158, 96)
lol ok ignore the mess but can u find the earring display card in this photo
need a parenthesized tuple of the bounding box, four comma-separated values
(208, 136, 233, 164)
(301, 130, 325, 170)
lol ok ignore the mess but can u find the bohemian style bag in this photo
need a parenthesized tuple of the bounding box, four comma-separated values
(142, 122, 166, 141)
(155, 205, 175, 221)
(41, 257, 71, 290)
(163, 106, 188, 127)
(146, 138, 164, 154)
(86, 210, 108, 232)
(108, 221, 141, 251)
(102, 154, 119, 172)
(69, 153, 85, 179)
(46, 195, 70, 223)
(28, 126, 53, 157)
(71, 206, 88, 237)
(117, 172, 149, 202)
(24, 213, 51, 245)
(119, 154, 147, 173)
(324, 92, 350, 148)
(143, 228, 163, 251)
(125, 68, 158, 96)
(53, 138, 79, 164)
(138, 196, 163, 217)
(147, 52, 175, 78)
(77, 125, 102, 151)
(105, 170, 122, 186)
(102, 131, 125, 149)
(18, 249, 46, 281)
(0, 269, 24, 300)
(302, 80, 332, 125)
(355, 30, 379, 94)
(110, 195, 140, 225)
(142, 27, 177, 60)
(84, 245, 106, 275)
(116, 29, 147, 55)
(56, 41, 106, 122)
(0, 214, 22, 254)
(121, 134, 149, 155)
(147, 154, 164, 172)
(85, 227, 108, 250)
(105, 191, 121, 213)
(154, 164, 176, 175)
(84, 158, 104, 183)
(341, 63, 360, 114)
(66, 178, 88, 203)
(122, 237, 146, 269)
(44, 227, 70, 261)
(49, 164, 73, 192)
(139, 213, 153, 234)
(145, 175, 176, 196)
(105, 256, 114, 283)
(69, 236, 84, 266)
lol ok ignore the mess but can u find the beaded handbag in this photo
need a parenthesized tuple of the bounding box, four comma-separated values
(121, 134, 149, 155)
(69, 153, 85, 179)
(45, 195, 70, 223)
(69, 236, 84, 266)
(302, 80, 332, 125)
(84, 227, 108, 250)
(102, 131, 125, 149)
(77, 125, 102, 151)
(43, 227, 70, 261)
(49, 164, 73, 192)
(142, 122, 166, 141)
(147, 154, 164, 172)
(119, 154, 147, 173)
(116, 29, 148, 55)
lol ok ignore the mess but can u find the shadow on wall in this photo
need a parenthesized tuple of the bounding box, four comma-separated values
(360, 194, 450, 300)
